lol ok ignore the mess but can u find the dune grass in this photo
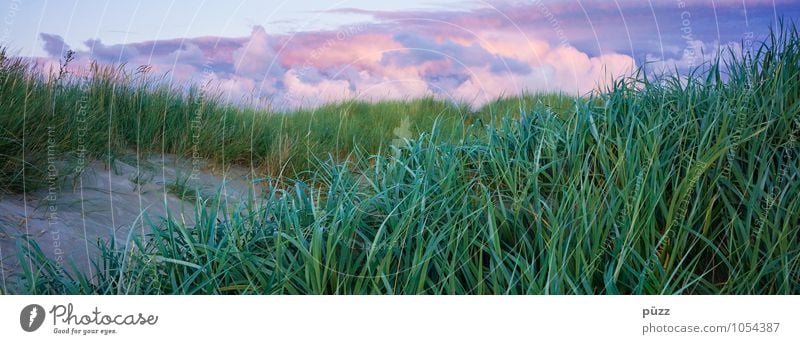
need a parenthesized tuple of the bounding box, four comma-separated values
(0, 52, 571, 192)
(1, 23, 799, 294)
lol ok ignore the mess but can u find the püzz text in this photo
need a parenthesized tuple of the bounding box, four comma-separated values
(642, 306, 670, 318)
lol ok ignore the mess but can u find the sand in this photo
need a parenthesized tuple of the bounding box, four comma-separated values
(0, 153, 260, 291)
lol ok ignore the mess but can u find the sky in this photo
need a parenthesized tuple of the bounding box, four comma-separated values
(2, 0, 799, 108)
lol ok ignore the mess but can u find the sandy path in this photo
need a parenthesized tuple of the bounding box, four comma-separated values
(0, 153, 260, 291)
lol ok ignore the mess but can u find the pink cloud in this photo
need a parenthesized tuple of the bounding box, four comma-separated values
(32, 0, 787, 108)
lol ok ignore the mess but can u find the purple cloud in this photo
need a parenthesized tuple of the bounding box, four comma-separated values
(39, 33, 69, 57)
(32, 0, 794, 108)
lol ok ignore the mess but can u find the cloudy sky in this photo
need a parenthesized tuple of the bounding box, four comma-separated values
(3, 0, 798, 108)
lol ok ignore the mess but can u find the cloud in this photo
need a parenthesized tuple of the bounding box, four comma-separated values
(83, 38, 141, 62)
(491, 57, 532, 75)
(33, 0, 791, 108)
(232, 26, 284, 81)
(39, 33, 69, 57)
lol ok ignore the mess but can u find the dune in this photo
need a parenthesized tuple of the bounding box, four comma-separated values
(0, 153, 259, 289)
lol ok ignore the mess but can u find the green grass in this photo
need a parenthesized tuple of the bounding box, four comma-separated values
(166, 172, 203, 203)
(1, 22, 799, 294)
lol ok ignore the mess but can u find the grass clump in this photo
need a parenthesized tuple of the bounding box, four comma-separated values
(1, 23, 799, 294)
(165, 172, 203, 203)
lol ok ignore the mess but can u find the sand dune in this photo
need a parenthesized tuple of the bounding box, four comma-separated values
(0, 154, 260, 288)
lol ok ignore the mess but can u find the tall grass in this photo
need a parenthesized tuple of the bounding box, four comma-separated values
(2, 23, 799, 294)
(0, 52, 495, 193)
